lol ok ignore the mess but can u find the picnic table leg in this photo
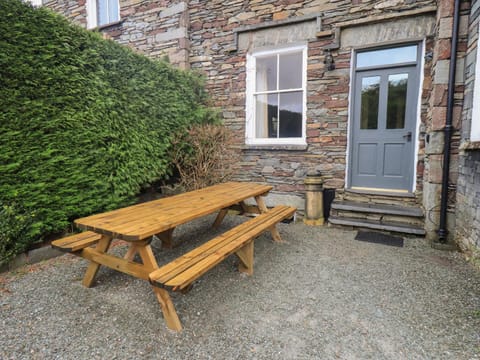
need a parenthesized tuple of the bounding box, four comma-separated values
(157, 228, 175, 249)
(236, 240, 254, 275)
(212, 208, 228, 228)
(82, 235, 112, 287)
(124, 244, 137, 261)
(153, 287, 182, 331)
(254, 195, 282, 242)
(239, 201, 250, 214)
(136, 242, 183, 331)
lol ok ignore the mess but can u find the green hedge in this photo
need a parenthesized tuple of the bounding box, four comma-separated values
(0, 0, 216, 263)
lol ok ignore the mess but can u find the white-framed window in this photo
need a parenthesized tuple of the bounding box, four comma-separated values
(245, 45, 307, 145)
(25, 0, 42, 6)
(86, 0, 120, 29)
(470, 22, 480, 141)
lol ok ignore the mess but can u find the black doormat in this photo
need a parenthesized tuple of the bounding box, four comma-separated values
(355, 231, 404, 247)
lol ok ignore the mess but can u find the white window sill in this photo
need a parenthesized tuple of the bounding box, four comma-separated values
(242, 144, 308, 151)
(89, 20, 123, 31)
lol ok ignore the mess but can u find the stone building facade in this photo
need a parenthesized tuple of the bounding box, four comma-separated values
(41, 0, 477, 249)
(456, 0, 480, 254)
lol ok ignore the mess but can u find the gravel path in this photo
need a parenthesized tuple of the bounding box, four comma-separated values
(1, 215, 479, 359)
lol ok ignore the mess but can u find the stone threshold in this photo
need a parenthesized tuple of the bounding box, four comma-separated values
(328, 216, 425, 235)
(332, 201, 423, 217)
(345, 188, 416, 198)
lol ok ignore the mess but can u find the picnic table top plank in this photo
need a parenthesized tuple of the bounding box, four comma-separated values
(80, 182, 255, 225)
(75, 182, 273, 241)
(76, 182, 258, 228)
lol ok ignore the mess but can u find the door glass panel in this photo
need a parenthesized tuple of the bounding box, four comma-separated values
(256, 56, 277, 91)
(279, 91, 302, 137)
(255, 93, 278, 138)
(387, 73, 408, 129)
(357, 45, 417, 68)
(279, 52, 302, 90)
(360, 76, 380, 130)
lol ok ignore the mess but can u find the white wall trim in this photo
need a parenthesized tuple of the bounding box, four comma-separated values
(413, 39, 426, 192)
(345, 48, 355, 189)
(86, 0, 97, 29)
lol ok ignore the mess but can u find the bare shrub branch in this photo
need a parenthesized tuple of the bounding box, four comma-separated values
(170, 124, 239, 190)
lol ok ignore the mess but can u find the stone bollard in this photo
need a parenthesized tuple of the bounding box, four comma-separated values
(304, 170, 324, 226)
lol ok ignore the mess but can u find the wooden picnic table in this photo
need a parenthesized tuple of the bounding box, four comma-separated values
(53, 181, 295, 331)
(74, 181, 277, 245)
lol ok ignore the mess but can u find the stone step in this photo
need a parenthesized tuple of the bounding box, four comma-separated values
(331, 201, 423, 217)
(330, 209, 425, 228)
(328, 216, 426, 235)
(340, 190, 420, 208)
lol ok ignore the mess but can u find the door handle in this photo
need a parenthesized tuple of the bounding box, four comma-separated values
(403, 131, 412, 142)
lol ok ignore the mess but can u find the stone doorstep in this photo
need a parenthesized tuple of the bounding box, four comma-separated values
(332, 201, 424, 217)
(340, 190, 419, 207)
(331, 210, 425, 228)
(328, 215, 426, 236)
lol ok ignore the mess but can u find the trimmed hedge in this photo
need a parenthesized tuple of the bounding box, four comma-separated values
(0, 0, 216, 262)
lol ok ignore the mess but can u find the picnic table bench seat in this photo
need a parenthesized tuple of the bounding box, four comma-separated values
(149, 205, 296, 292)
(52, 231, 103, 253)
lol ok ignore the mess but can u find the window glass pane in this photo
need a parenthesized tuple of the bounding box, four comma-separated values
(360, 76, 380, 130)
(97, 0, 119, 25)
(27, 0, 42, 6)
(255, 94, 278, 138)
(279, 52, 302, 90)
(108, 0, 119, 23)
(256, 56, 277, 92)
(97, 0, 108, 25)
(357, 45, 417, 68)
(387, 73, 408, 129)
(279, 92, 303, 138)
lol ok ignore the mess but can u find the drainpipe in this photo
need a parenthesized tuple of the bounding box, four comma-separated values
(437, 0, 461, 243)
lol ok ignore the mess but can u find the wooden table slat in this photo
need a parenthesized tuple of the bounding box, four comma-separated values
(152, 206, 294, 285)
(76, 182, 257, 225)
(75, 182, 272, 241)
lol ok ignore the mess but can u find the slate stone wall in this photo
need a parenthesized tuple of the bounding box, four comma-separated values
(43, 0, 190, 68)
(44, 0, 467, 224)
(185, 0, 437, 210)
(422, 0, 470, 243)
(456, 0, 480, 253)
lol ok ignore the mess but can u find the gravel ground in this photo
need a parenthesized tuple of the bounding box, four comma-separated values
(1, 214, 479, 359)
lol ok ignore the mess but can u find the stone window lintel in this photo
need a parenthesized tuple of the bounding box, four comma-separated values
(460, 140, 480, 151)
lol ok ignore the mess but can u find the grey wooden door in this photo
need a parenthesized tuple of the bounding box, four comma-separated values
(350, 64, 419, 191)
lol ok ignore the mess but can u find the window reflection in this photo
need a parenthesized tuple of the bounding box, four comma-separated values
(360, 76, 380, 130)
(357, 45, 417, 68)
(254, 50, 304, 139)
(279, 53, 302, 90)
(279, 92, 303, 137)
(387, 74, 408, 129)
(256, 56, 277, 92)
(255, 94, 278, 138)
